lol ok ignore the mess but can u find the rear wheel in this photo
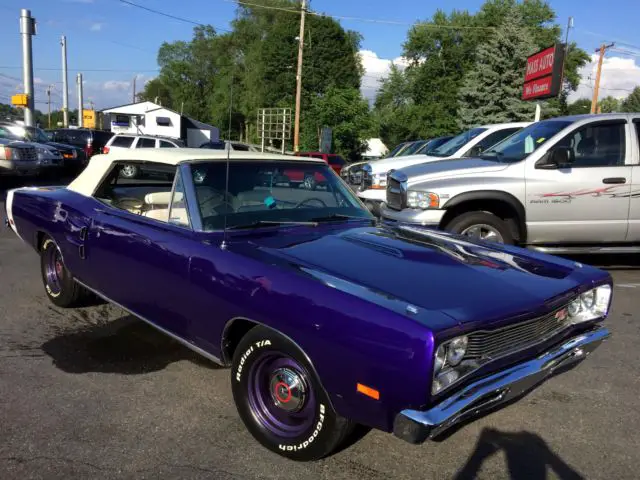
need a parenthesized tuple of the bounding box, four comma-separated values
(445, 211, 514, 245)
(40, 237, 86, 307)
(303, 174, 317, 190)
(231, 326, 354, 461)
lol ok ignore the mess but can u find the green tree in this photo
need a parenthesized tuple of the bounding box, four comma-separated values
(567, 98, 591, 115)
(621, 87, 640, 112)
(457, 8, 537, 128)
(599, 96, 621, 113)
(300, 86, 372, 160)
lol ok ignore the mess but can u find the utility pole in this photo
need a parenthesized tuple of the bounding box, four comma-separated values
(591, 43, 615, 114)
(61, 35, 69, 127)
(559, 17, 573, 91)
(132, 75, 137, 103)
(46, 85, 52, 128)
(20, 9, 36, 127)
(293, 0, 307, 153)
(77, 73, 84, 128)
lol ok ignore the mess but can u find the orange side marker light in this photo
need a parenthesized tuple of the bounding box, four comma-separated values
(357, 383, 380, 400)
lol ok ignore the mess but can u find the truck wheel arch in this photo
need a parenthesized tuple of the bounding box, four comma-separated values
(441, 191, 527, 243)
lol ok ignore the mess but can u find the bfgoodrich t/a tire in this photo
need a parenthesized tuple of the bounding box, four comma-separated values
(40, 237, 85, 308)
(231, 326, 354, 461)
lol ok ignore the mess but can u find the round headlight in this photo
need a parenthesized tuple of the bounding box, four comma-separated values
(568, 298, 582, 317)
(434, 344, 446, 373)
(446, 336, 468, 366)
(581, 290, 596, 310)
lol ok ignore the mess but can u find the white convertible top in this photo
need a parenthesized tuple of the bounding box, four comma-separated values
(67, 148, 324, 197)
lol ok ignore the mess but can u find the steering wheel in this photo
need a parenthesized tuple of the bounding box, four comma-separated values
(294, 197, 327, 209)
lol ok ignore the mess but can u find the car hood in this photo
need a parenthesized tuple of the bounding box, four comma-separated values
(236, 224, 607, 332)
(399, 157, 509, 184)
(44, 141, 79, 152)
(369, 154, 450, 174)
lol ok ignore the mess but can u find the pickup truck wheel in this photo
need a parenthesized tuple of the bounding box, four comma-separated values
(231, 326, 354, 461)
(303, 174, 317, 190)
(445, 211, 514, 245)
(119, 165, 139, 179)
(40, 238, 85, 307)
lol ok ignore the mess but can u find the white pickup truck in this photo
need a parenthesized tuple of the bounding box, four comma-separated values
(380, 113, 640, 254)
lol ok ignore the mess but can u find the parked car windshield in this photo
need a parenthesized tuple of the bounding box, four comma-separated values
(190, 161, 373, 231)
(385, 142, 408, 158)
(429, 127, 487, 157)
(0, 126, 21, 140)
(479, 120, 574, 164)
(417, 135, 454, 155)
(398, 140, 428, 156)
(23, 126, 50, 143)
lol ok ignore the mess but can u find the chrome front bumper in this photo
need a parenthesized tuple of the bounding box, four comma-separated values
(393, 326, 610, 444)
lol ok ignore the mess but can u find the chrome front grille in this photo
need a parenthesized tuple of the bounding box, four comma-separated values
(465, 308, 570, 360)
(16, 147, 37, 161)
(386, 175, 406, 210)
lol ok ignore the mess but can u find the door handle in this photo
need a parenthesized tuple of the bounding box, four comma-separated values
(602, 177, 626, 184)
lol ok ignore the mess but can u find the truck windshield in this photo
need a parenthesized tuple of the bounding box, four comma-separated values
(479, 120, 573, 163)
(429, 128, 487, 157)
(191, 161, 374, 231)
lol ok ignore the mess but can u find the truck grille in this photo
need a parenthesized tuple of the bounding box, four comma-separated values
(386, 175, 406, 210)
(16, 147, 37, 162)
(465, 308, 571, 360)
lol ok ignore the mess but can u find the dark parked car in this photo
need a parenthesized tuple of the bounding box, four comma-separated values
(5, 148, 612, 461)
(46, 128, 114, 162)
(1, 123, 86, 172)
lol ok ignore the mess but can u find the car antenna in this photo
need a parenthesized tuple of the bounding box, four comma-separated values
(220, 30, 237, 251)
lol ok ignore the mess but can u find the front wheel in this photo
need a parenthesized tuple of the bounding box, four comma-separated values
(231, 326, 354, 461)
(445, 211, 514, 245)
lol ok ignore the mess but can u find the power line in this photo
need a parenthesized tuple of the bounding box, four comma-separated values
(117, 0, 232, 32)
(222, 0, 497, 30)
(0, 66, 159, 73)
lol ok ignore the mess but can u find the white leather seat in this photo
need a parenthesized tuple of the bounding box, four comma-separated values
(144, 191, 183, 206)
(142, 207, 189, 226)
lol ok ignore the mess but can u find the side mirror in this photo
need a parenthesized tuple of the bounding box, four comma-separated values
(464, 145, 484, 157)
(536, 146, 572, 170)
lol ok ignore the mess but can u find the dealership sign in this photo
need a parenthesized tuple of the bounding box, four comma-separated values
(522, 44, 565, 101)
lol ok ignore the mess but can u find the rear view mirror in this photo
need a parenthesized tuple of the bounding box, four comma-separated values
(536, 147, 572, 170)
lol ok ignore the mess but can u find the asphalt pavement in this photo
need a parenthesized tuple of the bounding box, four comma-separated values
(1, 175, 639, 479)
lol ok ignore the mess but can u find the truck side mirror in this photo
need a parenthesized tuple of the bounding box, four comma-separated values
(536, 147, 572, 170)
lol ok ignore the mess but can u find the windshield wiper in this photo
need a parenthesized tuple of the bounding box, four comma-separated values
(310, 214, 370, 223)
(227, 220, 318, 230)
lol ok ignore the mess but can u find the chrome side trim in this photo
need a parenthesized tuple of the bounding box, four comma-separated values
(530, 245, 640, 255)
(396, 327, 610, 441)
(74, 279, 224, 366)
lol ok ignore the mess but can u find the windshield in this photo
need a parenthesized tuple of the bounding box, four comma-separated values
(398, 140, 428, 156)
(190, 161, 373, 231)
(25, 126, 50, 143)
(479, 120, 573, 164)
(0, 126, 22, 141)
(386, 142, 408, 158)
(417, 136, 454, 155)
(430, 128, 487, 157)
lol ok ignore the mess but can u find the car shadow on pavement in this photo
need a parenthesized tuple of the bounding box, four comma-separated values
(41, 314, 222, 375)
(454, 428, 584, 480)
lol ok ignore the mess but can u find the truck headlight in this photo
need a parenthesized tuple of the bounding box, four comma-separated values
(567, 284, 611, 324)
(407, 190, 439, 209)
(372, 172, 388, 189)
(4, 147, 17, 160)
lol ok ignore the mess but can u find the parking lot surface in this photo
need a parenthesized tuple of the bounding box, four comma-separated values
(1, 176, 639, 479)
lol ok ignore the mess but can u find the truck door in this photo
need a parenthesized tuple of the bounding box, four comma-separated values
(525, 119, 632, 244)
(625, 118, 640, 241)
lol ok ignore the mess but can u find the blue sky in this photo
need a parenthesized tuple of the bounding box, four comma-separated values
(0, 0, 639, 111)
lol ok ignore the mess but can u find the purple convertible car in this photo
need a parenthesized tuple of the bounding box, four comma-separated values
(5, 149, 612, 461)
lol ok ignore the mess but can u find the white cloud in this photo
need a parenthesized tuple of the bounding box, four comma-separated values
(358, 49, 409, 104)
(569, 54, 640, 102)
(102, 80, 130, 91)
(89, 22, 104, 32)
